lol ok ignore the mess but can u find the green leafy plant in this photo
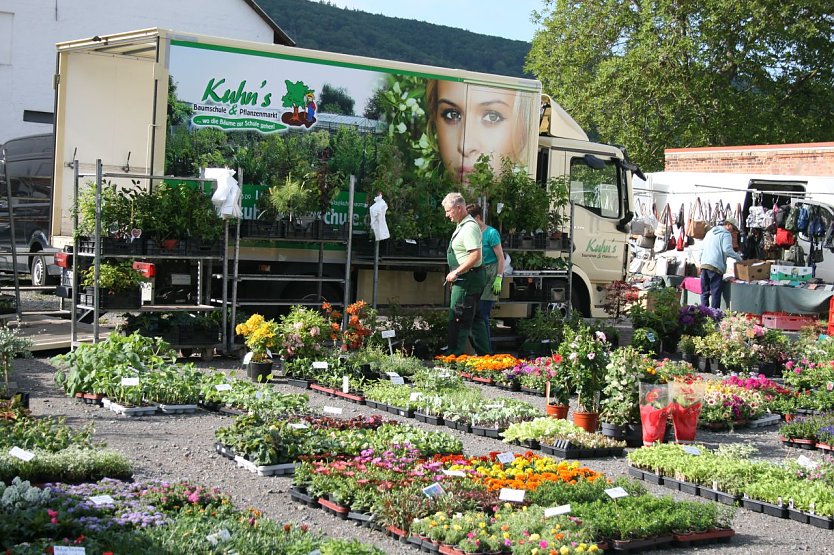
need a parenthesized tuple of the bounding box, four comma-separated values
(81, 261, 146, 292)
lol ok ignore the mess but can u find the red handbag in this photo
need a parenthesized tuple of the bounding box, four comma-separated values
(676, 228, 685, 251)
(775, 227, 796, 247)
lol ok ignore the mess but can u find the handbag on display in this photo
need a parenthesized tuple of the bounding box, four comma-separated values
(774, 204, 791, 228)
(675, 258, 687, 276)
(629, 199, 656, 237)
(643, 259, 657, 275)
(628, 256, 645, 274)
(810, 206, 827, 237)
(775, 227, 796, 247)
(676, 204, 685, 230)
(796, 204, 810, 233)
(812, 247, 824, 264)
(654, 203, 673, 253)
(686, 198, 707, 240)
(654, 257, 669, 277)
(676, 227, 685, 251)
(784, 205, 800, 232)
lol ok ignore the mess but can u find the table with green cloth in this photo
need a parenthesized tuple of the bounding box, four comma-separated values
(681, 278, 834, 315)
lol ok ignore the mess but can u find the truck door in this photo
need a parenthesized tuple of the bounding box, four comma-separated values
(561, 151, 626, 285)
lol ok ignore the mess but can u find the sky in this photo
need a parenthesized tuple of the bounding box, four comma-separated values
(325, 0, 546, 42)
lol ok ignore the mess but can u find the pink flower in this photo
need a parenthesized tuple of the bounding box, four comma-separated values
(587, 352, 596, 360)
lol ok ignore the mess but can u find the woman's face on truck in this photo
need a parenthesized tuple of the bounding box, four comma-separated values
(433, 81, 523, 183)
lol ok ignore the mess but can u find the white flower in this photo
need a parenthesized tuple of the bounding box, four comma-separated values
(595, 331, 607, 342)
(587, 352, 596, 360)
(569, 352, 578, 361)
(414, 157, 426, 168)
(396, 122, 407, 134)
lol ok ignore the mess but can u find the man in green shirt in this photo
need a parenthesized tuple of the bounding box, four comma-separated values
(442, 192, 490, 355)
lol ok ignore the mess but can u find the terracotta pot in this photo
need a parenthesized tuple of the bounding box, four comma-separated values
(572, 410, 599, 432)
(545, 403, 569, 419)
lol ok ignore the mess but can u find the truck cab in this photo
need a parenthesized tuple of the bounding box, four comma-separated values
(0, 134, 58, 286)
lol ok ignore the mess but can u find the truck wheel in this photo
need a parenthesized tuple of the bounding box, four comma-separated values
(180, 348, 194, 358)
(31, 255, 58, 287)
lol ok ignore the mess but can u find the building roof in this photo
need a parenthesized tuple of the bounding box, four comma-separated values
(243, 0, 295, 46)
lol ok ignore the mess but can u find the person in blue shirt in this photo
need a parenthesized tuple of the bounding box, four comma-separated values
(698, 217, 742, 309)
(467, 204, 505, 353)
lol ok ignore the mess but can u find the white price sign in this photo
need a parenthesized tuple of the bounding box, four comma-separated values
(242, 352, 253, 365)
(422, 483, 446, 498)
(120, 377, 139, 386)
(312, 361, 329, 369)
(215, 383, 232, 391)
(9, 447, 35, 462)
(206, 529, 231, 546)
(497, 452, 516, 464)
(682, 446, 702, 456)
(544, 504, 571, 517)
(342, 376, 350, 393)
(381, 329, 396, 339)
(288, 422, 309, 429)
(797, 455, 819, 470)
(442, 469, 466, 477)
(323, 406, 343, 415)
(499, 488, 526, 503)
(386, 372, 405, 385)
(410, 392, 423, 402)
(605, 487, 629, 499)
(53, 548, 86, 555)
(88, 495, 115, 506)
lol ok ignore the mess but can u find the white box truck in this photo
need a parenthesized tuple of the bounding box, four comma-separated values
(51, 28, 639, 317)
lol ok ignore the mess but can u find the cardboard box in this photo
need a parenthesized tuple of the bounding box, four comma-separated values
(734, 260, 772, 281)
(770, 265, 813, 282)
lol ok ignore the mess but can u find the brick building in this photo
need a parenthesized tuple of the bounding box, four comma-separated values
(664, 143, 834, 177)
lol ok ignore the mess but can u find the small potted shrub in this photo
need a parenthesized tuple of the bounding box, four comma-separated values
(81, 261, 146, 309)
(632, 327, 660, 356)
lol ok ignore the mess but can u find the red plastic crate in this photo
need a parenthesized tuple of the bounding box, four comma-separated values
(828, 297, 834, 336)
(762, 312, 817, 331)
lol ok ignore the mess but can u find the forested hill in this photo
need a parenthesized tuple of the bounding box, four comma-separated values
(256, 0, 532, 78)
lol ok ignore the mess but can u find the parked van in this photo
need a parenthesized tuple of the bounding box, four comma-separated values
(0, 134, 58, 286)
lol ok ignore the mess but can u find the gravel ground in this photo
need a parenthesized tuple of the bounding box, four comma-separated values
(11, 351, 834, 555)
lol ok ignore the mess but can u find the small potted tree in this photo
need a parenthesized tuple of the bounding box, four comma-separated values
(0, 327, 33, 408)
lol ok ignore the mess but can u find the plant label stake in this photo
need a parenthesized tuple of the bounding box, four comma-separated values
(410, 391, 422, 402)
(797, 455, 819, 470)
(422, 483, 446, 498)
(442, 469, 466, 477)
(381, 329, 396, 354)
(499, 488, 526, 503)
(242, 352, 253, 364)
(545, 380, 551, 405)
(9, 446, 35, 462)
(206, 529, 231, 546)
(387, 372, 404, 385)
(544, 504, 571, 517)
(53, 548, 85, 555)
(312, 361, 329, 369)
(289, 422, 309, 429)
(497, 452, 516, 464)
(604, 487, 629, 499)
(89, 494, 115, 505)
(215, 383, 232, 392)
(682, 445, 701, 456)
(342, 375, 350, 393)
(121, 377, 139, 386)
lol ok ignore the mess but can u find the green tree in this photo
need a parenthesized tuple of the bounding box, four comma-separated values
(526, 1, 834, 171)
(319, 83, 356, 115)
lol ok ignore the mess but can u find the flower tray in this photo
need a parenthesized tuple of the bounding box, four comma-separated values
(662, 477, 683, 492)
(107, 402, 158, 417)
(715, 490, 740, 506)
(365, 399, 387, 411)
(748, 414, 781, 428)
(780, 436, 817, 450)
(198, 400, 222, 412)
(519, 386, 545, 397)
(155, 403, 198, 415)
(438, 544, 465, 555)
(385, 525, 408, 541)
(420, 538, 440, 553)
(332, 390, 365, 404)
(672, 528, 734, 547)
(388, 405, 415, 418)
(698, 486, 719, 502)
(679, 481, 700, 496)
(407, 535, 424, 549)
(415, 412, 444, 426)
(540, 442, 624, 459)
(511, 439, 541, 450)
(285, 378, 310, 390)
(288, 486, 319, 508)
(495, 381, 521, 392)
(471, 425, 502, 439)
(627, 466, 646, 481)
(233, 455, 296, 476)
(318, 497, 349, 519)
(471, 376, 494, 384)
(611, 534, 673, 552)
(214, 442, 236, 460)
(347, 511, 374, 526)
(760, 501, 788, 518)
(310, 383, 337, 396)
(75, 392, 106, 406)
(459, 372, 473, 379)
(817, 442, 834, 454)
(742, 498, 764, 513)
(808, 514, 834, 530)
(789, 507, 810, 524)
(219, 406, 248, 417)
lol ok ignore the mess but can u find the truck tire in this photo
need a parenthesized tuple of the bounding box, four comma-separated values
(570, 279, 590, 317)
(31, 255, 58, 287)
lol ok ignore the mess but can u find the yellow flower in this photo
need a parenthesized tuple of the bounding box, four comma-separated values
(588, 545, 599, 553)
(560, 547, 571, 555)
(530, 533, 541, 541)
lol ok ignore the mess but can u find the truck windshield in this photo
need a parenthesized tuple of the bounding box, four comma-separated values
(569, 157, 620, 218)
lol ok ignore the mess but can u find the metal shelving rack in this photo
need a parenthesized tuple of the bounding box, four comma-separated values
(69, 160, 229, 355)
